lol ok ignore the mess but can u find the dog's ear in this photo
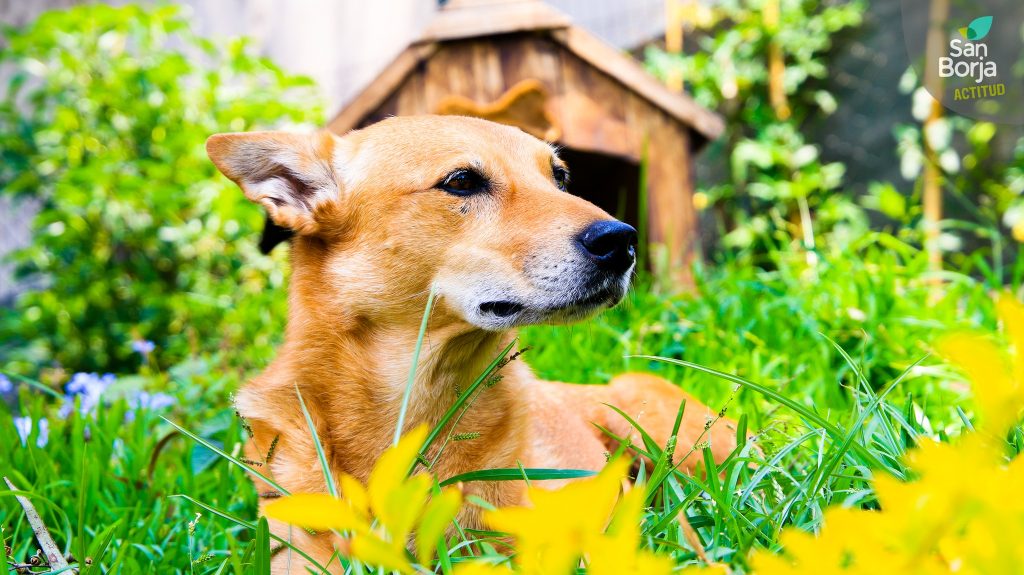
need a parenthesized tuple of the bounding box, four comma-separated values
(206, 131, 339, 235)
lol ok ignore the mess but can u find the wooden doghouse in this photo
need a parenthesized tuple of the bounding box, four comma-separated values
(328, 0, 724, 282)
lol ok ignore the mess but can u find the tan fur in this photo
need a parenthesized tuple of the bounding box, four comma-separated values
(206, 116, 740, 573)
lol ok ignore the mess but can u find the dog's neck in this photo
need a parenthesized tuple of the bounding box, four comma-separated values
(243, 249, 527, 481)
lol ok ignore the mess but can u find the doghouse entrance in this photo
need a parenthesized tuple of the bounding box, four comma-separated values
(558, 148, 641, 228)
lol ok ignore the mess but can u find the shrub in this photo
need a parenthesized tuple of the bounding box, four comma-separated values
(0, 4, 322, 373)
(645, 0, 867, 258)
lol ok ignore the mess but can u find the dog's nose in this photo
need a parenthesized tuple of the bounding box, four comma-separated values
(576, 220, 638, 273)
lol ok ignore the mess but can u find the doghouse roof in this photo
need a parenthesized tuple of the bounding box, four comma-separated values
(328, 0, 724, 144)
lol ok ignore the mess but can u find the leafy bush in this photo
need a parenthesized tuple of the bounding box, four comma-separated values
(875, 70, 1024, 280)
(645, 0, 867, 258)
(0, 5, 322, 373)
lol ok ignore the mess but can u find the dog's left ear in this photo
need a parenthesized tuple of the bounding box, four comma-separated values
(206, 131, 339, 236)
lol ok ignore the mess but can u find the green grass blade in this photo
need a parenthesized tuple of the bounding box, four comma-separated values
(1, 371, 63, 398)
(83, 519, 121, 574)
(516, 460, 532, 489)
(295, 385, 338, 497)
(439, 468, 596, 487)
(822, 333, 906, 454)
(807, 356, 925, 497)
(645, 398, 685, 497)
(255, 516, 271, 575)
(161, 417, 290, 496)
(417, 339, 518, 469)
(602, 403, 662, 456)
(395, 287, 437, 445)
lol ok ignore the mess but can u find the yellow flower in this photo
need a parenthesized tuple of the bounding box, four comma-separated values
(260, 492, 362, 532)
(265, 425, 462, 574)
(693, 192, 710, 211)
(678, 566, 730, 575)
(452, 563, 516, 575)
(588, 487, 675, 575)
(1012, 221, 1024, 243)
(417, 487, 463, 566)
(484, 458, 674, 575)
(751, 507, 898, 575)
(931, 293, 1024, 444)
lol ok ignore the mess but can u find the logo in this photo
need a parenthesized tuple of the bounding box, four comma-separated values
(901, 0, 1023, 124)
(939, 15, 1003, 99)
(959, 15, 993, 40)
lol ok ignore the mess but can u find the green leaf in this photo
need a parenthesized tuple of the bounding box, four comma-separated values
(966, 16, 993, 41)
(255, 517, 271, 575)
(438, 468, 596, 487)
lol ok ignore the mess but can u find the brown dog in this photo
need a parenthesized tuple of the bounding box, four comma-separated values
(206, 115, 739, 572)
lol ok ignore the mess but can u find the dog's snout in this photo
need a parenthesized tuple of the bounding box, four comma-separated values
(576, 220, 638, 273)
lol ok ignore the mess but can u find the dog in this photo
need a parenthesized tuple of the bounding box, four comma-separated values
(206, 115, 741, 572)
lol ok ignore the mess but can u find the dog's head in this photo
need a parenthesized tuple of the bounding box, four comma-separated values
(207, 115, 636, 330)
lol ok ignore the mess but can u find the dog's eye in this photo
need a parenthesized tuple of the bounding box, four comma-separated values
(553, 166, 570, 192)
(439, 169, 488, 196)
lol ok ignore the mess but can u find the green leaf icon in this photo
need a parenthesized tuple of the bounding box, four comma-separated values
(966, 16, 993, 41)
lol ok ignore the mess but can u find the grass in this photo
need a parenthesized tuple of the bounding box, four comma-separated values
(0, 234, 1009, 573)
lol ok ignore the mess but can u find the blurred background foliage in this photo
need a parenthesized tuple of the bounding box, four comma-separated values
(645, 0, 1024, 279)
(0, 5, 321, 374)
(646, 0, 869, 258)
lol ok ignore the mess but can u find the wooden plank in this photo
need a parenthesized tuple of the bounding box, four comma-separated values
(553, 26, 724, 144)
(419, 0, 571, 43)
(497, 35, 562, 91)
(498, 35, 565, 136)
(645, 113, 697, 286)
(557, 49, 637, 160)
(394, 64, 429, 117)
(420, 42, 479, 113)
(422, 45, 452, 114)
(470, 41, 506, 104)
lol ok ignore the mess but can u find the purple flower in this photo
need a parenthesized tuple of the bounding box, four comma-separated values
(125, 391, 175, 422)
(131, 339, 156, 355)
(134, 391, 175, 411)
(13, 416, 48, 448)
(36, 418, 49, 448)
(14, 416, 30, 445)
(0, 374, 12, 394)
(60, 372, 115, 418)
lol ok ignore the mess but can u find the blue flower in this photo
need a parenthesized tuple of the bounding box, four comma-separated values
(14, 416, 30, 445)
(13, 416, 48, 448)
(134, 391, 175, 410)
(0, 374, 12, 394)
(125, 391, 175, 422)
(131, 339, 156, 355)
(60, 372, 115, 418)
(37, 418, 49, 448)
